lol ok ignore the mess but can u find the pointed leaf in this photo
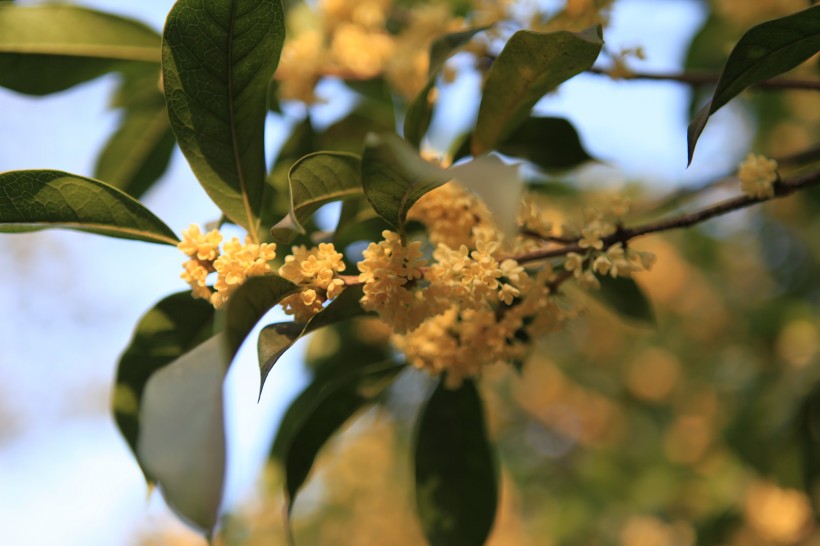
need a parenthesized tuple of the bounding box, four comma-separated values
(138, 334, 227, 533)
(449, 156, 522, 239)
(595, 275, 655, 326)
(114, 292, 215, 482)
(95, 69, 176, 199)
(0, 170, 178, 245)
(472, 26, 603, 156)
(0, 4, 160, 95)
(283, 360, 404, 510)
(258, 285, 368, 391)
(405, 26, 490, 148)
(271, 152, 363, 243)
(162, 0, 286, 237)
(362, 133, 450, 233)
(497, 116, 593, 170)
(222, 275, 299, 360)
(688, 6, 820, 163)
(415, 379, 497, 546)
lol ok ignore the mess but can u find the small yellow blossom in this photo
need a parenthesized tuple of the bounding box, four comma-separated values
(738, 152, 778, 198)
(178, 224, 222, 261)
(211, 237, 277, 309)
(278, 243, 346, 322)
(407, 181, 495, 249)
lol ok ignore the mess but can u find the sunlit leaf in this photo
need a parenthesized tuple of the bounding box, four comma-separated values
(0, 4, 160, 95)
(257, 285, 368, 392)
(282, 360, 404, 511)
(0, 170, 178, 245)
(415, 379, 497, 546)
(114, 292, 215, 482)
(405, 26, 489, 148)
(361, 133, 450, 233)
(449, 155, 522, 239)
(222, 275, 298, 359)
(472, 26, 603, 156)
(138, 335, 227, 533)
(270, 152, 363, 243)
(162, 0, 285, 237)
(687, 6, 820, 164)
(595, 275, 655, 326)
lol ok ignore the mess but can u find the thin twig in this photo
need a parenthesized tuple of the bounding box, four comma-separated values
(587, 67, 820, 91)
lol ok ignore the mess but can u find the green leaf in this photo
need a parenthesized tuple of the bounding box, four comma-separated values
(0, 170, 179, 245)
(270, 152, 363, 243)
(95, 69, 175, 199)
(258, 285, 368, 392)
(404, 26, 490, 148)
(496, 116, 593, 171)
(222, 275, 299, 360)
(415, 379, 497, 546)
(0, 4, 160, 95)
(162, 0, 285, 238)
(114, 292, 215, 482)
(138, 334, 227, 533)
(687, 6, 820, 164)
(472, 26, 603, 156)
(361, 133, 450, 233)
(282, 360, 403, 511)
(595, 275, 655, 326)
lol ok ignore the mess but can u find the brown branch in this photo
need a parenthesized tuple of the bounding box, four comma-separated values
(586, 67, 820, 91)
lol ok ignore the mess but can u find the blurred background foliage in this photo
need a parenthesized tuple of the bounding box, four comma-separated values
(129, 0, 820, 543)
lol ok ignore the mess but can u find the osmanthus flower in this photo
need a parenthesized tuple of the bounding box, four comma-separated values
(178, 225, 222, 302)
(738, 153, 778, 198)
(278, 243, 347, 322)
(211, 237, 278, 309)
(406, 180, 495, 249)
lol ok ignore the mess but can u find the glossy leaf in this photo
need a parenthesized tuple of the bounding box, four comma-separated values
(496, 116, 593, 171)
(0, 170, 178, 245)
(405, 26, 489, 148)
(95, 69, 175, 199)
(595, 275, 655, 326)
(114, 292, 215, 482)
(0, 4, 160, 95)
(270, 152, 363, 243)
(449, 155, 522, 239)
(162, 0, 285, 237)
(415, 379, 497, 546)
(258, 285, 368, 392)
(361, 133, 450, 233)
(472, 26, 603, 156)
(222, 275, 299, 360)
(688, 6, 820, 163)
(138, 335, 227, 533)
(283, 360, 404, 511)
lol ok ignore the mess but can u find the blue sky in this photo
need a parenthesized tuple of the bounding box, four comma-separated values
(0, 1, 741, 544)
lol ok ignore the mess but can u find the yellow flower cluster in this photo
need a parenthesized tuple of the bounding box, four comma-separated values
(357, 230, 430, 333)
(278, 243, 347, 322)
(407, 181, 495, 249)
(177, 225, 277, 309)
(738, 152, 778, 198)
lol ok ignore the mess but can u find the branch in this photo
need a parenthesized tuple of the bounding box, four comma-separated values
(587, 67, 820, 91)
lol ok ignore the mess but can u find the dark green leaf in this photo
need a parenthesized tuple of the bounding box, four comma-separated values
(404, 26, 489, 148)
(270, 152, 363, 243)
(595, 275, 655, 326)
(258, 285, 369, 392)
(472, 26, 603, 156)
(361, 133, 450, 233)
(138, 335, 227, 533)
(222, 275, 299, 360)
(114, 292, 215, 482)
(0, 4, 160, 95)
(0, 170, 179, 245)
(162, 0, 285, 237)
(497, 116, 593, 171)
(95, 69, 175, 199)
(687, 6, 820, 163)
(415, 379, 497, 546)
(283, 360, 404, 511)
(316, 109, 395, 153)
